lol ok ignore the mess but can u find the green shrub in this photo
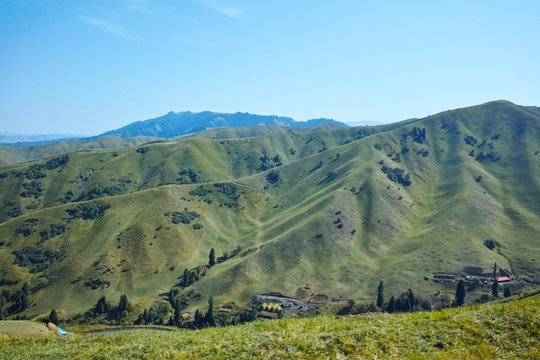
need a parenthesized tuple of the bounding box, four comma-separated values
(8, 206, 23, 218)
(66, 202, 111, 220)
(45, 155, 68, 170)
(39, 223, 67, 242)
(15, 225, 34, 237)
(464, 135, 478, 146)
(84, 277, 111, 290)
(12, 246, 58, 267)
(172, 210, 201, 224)
(381, 166, 411, 186)
(20, 181, 44, 198)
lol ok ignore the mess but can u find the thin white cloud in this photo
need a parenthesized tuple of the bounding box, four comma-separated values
(124, 0, 153, 14)
(195, 0, 244, 18)
(80, 16, 143, 42)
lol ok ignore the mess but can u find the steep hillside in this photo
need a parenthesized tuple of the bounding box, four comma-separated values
(97, 111, 347, 139)
(0, 100, 539, 316)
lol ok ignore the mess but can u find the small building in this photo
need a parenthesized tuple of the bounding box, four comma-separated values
(497, 276, 512, 283)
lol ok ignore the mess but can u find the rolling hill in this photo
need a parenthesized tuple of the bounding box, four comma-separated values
(0, 100, 539, 317)
(0, 137, 155, 166)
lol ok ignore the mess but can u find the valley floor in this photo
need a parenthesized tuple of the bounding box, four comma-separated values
(1, 293, 538, 359)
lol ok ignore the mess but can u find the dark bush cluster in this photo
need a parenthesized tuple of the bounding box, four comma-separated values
(416, 149, 429, 157)
(464, 135, 478, 146)
(189, 185, 214, 197)
(259, 151, 282, 171)
(25, 166, 46, 180)
(0, 277, 20, 286)
(484, 239, 499, 250)
(266, 169, 282, 184)
(381, 165, 412, 186)
(15, 225, 34, 237)
(12, 246, 58, 267)
(7, 206, 23, 218)
(45, 156, 69, 170)
(410, 127, 426, 144)
(39, 223, 67, 242)
(84, 277, 111, 290)
(66, 202, 111, 220)
(20, 181, 44, 199)
(136, 147, 149, 154)
(475, 151, 501, 162)
(178, 168, 201, 184)
(172, 210, 201, 224)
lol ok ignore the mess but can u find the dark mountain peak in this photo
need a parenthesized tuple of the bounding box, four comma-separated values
(97, 111, 347, 139)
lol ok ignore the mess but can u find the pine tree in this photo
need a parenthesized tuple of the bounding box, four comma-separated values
(407, 289, 416, 312)
(194, 309, 203, 328)
(22, 282, 30, 296)
(0, 295, 5, 320)
(95, 296, 107, 314)
(168, 288, 175, 306)
(49, 309, 58, 325)
(376, 281, 384, 309)
(503, 287, 511, 298)
(209, 248, 216, 267)
(17, 292, 29, 310)
(173, 300, 182, 326)
(387, 296, 396, 313)
(183, 268, 191, 287)
(204, 296, 216, 327)
(118, 294, 129, 312)
(492, 278, 499, 297)
(492, 263, 499, 297)
(455, 280, 466, 306)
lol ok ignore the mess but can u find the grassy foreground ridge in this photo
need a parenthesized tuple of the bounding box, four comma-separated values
(1, 293, 539, 359)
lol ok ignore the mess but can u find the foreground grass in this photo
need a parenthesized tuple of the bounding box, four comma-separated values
(1, 294, 538, 359)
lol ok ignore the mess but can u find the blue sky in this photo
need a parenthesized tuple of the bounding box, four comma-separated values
(1, 0, 539, 135)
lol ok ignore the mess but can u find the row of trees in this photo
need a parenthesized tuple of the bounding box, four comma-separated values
(376, 267, 512, 315)
(376, 281, 419, 313)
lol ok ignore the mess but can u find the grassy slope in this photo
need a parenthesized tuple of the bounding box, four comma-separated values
(182, 123, 346, 140)
(0, 137, 154, 166)
(0, 100, 539, 315)
(0, 321, 57, 338)
(0, 126, 378, 222)
(1, 293, 538, 359)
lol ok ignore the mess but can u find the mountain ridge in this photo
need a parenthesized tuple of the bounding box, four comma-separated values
(96, 111, 349, 139)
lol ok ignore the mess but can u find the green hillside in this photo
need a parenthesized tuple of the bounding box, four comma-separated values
(0, 137, 154, 166)
(1, 293, 538, 359)
(183, 123, 346, 140)
(0, 100, 539, 317)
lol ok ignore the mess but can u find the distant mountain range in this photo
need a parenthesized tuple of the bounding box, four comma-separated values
(0, 133, 86, 145)
(1, 111, 348, 146)
(95, 111, 348, 139)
